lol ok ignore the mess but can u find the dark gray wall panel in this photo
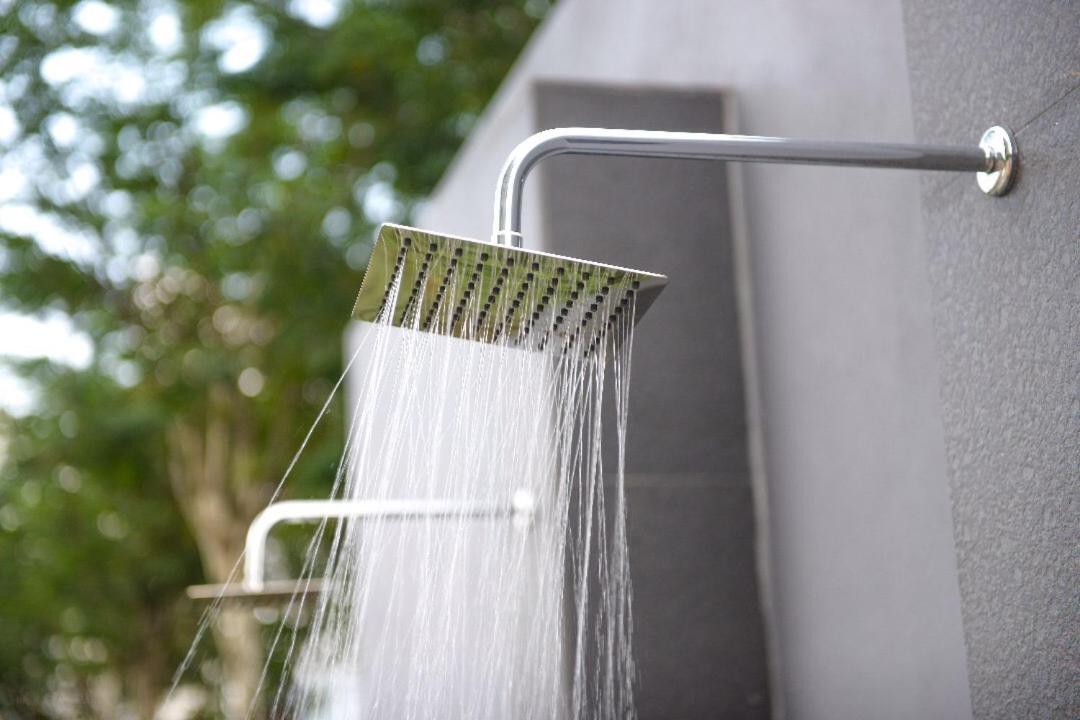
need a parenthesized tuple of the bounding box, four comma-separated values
(534, 84, 747, 477)
(534, 83, 771, 718)
(625, 479, 769, 719)
(902, 1, 1080, 716)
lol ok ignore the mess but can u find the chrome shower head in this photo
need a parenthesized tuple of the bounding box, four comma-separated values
(352, 224, 666, 347)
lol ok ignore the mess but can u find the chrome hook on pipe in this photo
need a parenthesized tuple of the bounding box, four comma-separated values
(491, 125, 1017, 247)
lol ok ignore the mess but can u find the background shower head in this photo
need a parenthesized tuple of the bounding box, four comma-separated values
(184, 494, 536, 607)
(352, 224, 667, 346)
(186, 578, 326, 607)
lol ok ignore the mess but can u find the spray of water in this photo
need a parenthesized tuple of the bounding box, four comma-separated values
(173, 248, 640, 719)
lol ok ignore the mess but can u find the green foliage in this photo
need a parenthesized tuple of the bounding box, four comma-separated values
(0, 367, 201, 715)
(0, 0, 547, 715)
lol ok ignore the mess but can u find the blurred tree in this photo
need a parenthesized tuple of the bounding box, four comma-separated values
(0, 0, 549, 717)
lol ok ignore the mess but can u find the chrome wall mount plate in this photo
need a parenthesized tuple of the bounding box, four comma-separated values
(977, 125, 1018, 196)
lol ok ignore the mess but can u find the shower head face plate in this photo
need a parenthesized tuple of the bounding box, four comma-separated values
(352, 224, 667, 345)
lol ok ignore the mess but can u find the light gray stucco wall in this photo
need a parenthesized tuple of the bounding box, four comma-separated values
(901, 2, 1080, 717)
(416, 0, 973, 717)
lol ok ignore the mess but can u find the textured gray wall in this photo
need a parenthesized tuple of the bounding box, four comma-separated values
(902, 1, 1080, 717)
(535, 84, 770, 719)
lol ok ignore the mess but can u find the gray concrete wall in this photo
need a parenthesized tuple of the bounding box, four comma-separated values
(417, 0, 973, 717)
(901, 2, 1080, 716)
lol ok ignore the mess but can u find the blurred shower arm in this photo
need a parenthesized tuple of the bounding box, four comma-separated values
(243, 495, 534, 592)
(491, 126, 1012, 247)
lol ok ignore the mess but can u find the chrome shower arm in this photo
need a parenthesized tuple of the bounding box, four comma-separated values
(491, 126, 1016, 246)
(243, 494, 536, 592)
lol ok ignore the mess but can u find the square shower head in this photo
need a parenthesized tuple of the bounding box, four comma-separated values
(352, 224, 667, 346)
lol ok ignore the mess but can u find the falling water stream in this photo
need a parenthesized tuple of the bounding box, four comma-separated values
(173, 243, 640, 720)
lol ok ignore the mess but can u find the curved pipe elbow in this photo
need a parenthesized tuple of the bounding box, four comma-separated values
(492, 128, 574, 247)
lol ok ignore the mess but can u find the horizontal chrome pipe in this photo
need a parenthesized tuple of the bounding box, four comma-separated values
(492, 126, 1014, 246)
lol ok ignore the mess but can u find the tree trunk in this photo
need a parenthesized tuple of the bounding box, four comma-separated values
(128, 603, 172, 720)
(166, 382, 268, 719)
(213, 607, 264, 719)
